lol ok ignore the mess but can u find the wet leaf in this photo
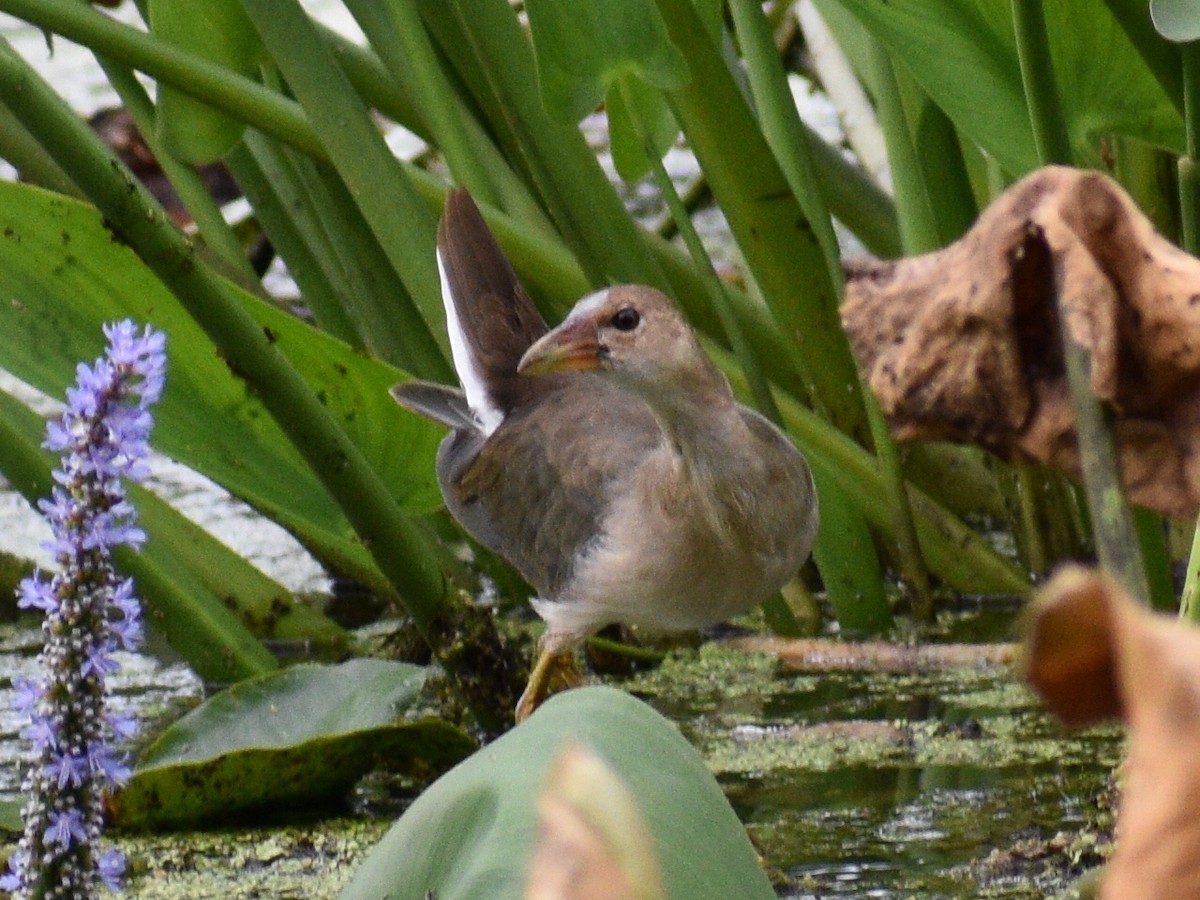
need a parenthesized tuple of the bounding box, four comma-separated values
(842, 165, 1200, 519)
(1023, 566, 1200, 898)
(114, 659, 475, 829)
(339, 686, 773, 900)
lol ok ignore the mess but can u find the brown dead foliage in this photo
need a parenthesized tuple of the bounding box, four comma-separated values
(1023, 565, 1200, 898)
(842, 165, 1200, 519)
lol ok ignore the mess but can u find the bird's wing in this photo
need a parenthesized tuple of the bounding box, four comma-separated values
(437, 189, 550, 433)
(389, 381, 478, 431)
(441, 375, 664, 597)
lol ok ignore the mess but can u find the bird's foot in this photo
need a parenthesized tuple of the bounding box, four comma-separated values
(515, 648, 585, 723)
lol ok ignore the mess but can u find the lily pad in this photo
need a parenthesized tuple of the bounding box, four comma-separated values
(113, 659, 475, 829)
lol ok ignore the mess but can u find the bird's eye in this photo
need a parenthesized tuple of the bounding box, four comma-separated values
(610, 307, 640, 331)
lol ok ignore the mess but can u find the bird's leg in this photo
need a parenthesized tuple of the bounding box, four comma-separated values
(515, 632, 584, 723)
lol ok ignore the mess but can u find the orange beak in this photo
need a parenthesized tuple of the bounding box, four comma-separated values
(517, 318, 603, 376)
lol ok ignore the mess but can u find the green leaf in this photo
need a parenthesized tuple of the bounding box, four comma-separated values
(1151, 0, 1200, 42)
(607, 74, 680, 182)
(149, 0, 263, 163)
(526, 0, 689, 124)
(115, 659, 476, 829)
(0, 180, 444, 597)
(825, 0, 1183, 176)
(339, 686, 774, 900)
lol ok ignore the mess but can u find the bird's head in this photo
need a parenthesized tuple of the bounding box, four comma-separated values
(517, 286, 708, 391)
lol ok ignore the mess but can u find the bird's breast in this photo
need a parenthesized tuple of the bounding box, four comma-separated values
(559, 441, 810, 632)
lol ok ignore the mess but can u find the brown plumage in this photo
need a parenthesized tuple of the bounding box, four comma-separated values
(392, 190, 818, 720)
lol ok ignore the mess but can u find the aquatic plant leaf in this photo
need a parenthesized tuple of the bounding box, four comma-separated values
(149, 0, 263, 163)
(1023, 566, 1200, 898)
(339, 686, 773, 900)
(525, 0, 688, 125)
(843, 165, 1200, 519)
(113, 659, 475, 829)
(823, 0, 1181, 175)
(0, 180, 444, 596)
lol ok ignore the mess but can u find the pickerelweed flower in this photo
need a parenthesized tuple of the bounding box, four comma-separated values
(2, 321, 166, 899)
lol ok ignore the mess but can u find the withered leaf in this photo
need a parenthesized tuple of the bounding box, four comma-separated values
(842, 165, 1200, 518)
(1023, 565, 1200, 899)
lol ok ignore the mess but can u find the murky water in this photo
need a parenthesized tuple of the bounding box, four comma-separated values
(626, 622, 1117, 898)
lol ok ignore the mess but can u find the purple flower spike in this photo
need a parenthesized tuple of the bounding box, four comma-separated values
(7, 320, 165, 898)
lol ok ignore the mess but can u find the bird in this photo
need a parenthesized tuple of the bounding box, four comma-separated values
(391, 189, 819, 722)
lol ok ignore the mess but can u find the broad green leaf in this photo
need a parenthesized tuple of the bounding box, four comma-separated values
(339, 686, 774, 900)
(825, 0, 1183, 176)
(526, 0, 688, 124)
(149, 0, 263, 163)
(0, 180, 444, 597)
(115, 659, 475, 829)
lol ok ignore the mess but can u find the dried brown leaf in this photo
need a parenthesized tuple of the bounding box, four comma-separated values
(842, 165, 1200, 518)
(1023, 565, 1200, 898)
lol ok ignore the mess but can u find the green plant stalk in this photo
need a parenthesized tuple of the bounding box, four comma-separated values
(436, 0, 674, 291)
(345, 0, 500, 210)
(730, 0, 928, 617)
(320, 20, 557, 240)
(0, 40, 455, 651)
(726, 0, 840, 274)
(1010, 0, 1072, 166)
(655, 0, 867, 439)
(236, 0, 453, 378)
(0, 97, 78, 195)
(1133, 506, 1174, 612)
(618, 78, 802, 637)
(226, 139, 364, 345)
(89, 54, 256, 280)
(0, 0, 325, 156)
(1012, 0, 1149, 603)
(901, 93, 980, 245)
(1176, 41, 1200, 622)
(867, 39, 940, 254)
(290, 155, 449, 371)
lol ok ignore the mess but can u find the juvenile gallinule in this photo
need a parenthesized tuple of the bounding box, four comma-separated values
(391, 190, 819, 721)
